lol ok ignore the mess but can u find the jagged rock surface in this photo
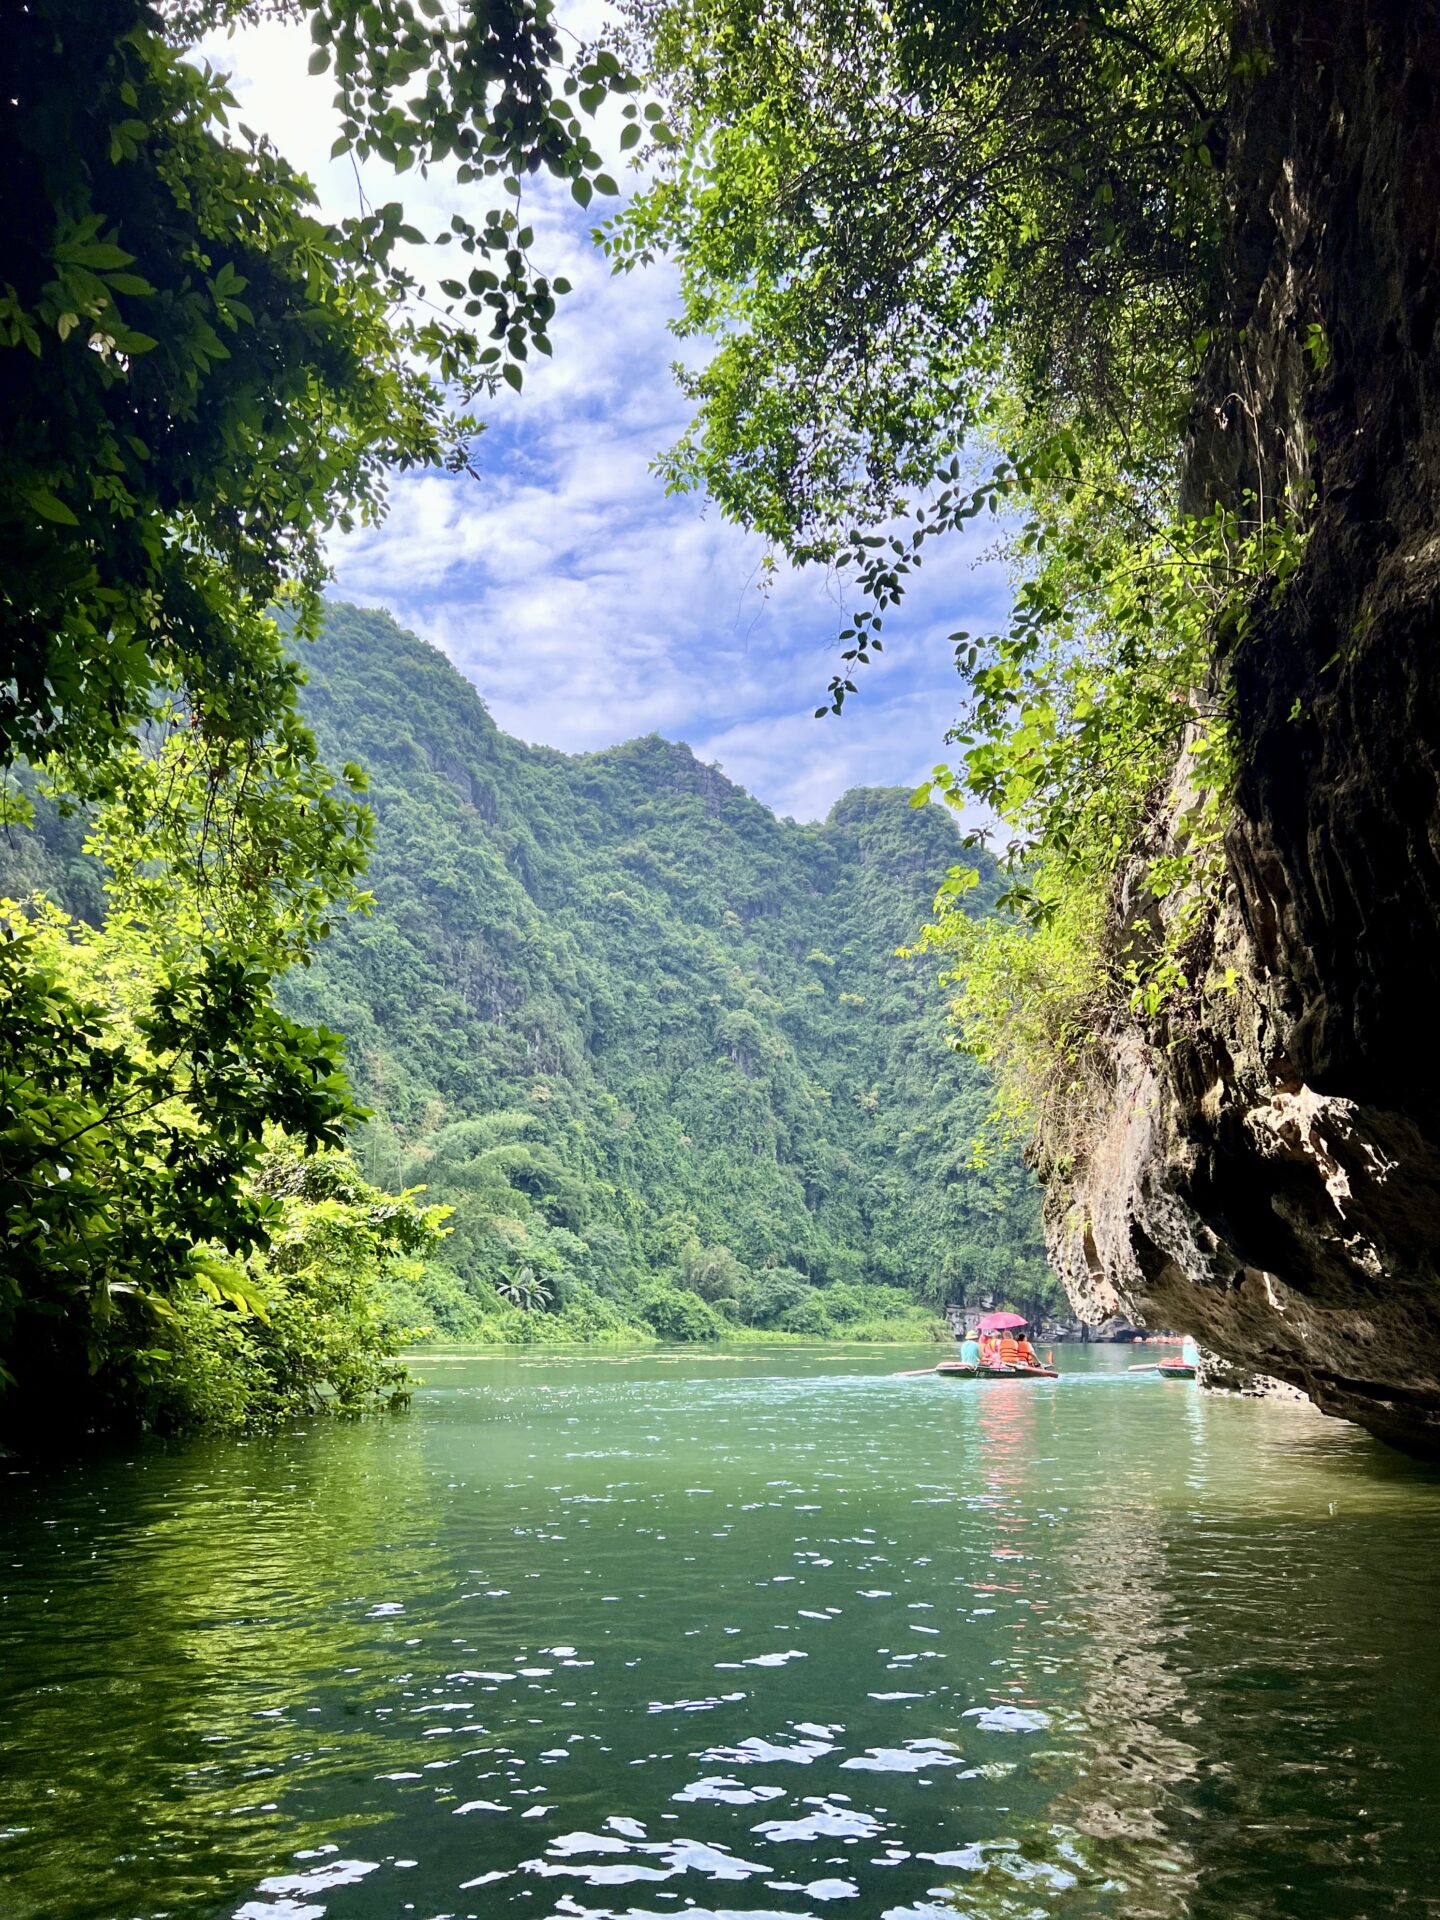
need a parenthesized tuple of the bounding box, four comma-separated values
(1195, 1349, 1309, 1404)
(1043, 0, 1440, 1454)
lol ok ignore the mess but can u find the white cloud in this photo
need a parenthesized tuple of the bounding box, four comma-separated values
(200, 11, 1011, 820)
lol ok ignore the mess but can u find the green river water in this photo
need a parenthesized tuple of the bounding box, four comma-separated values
(3, 1345, 1440, 1920)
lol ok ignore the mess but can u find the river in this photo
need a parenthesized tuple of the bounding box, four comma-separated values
(3, 1345, 1440, 1920)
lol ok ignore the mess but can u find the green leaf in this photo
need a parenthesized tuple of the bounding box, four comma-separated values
(60, 241, 135, 270)
(25, 485, 79, 526)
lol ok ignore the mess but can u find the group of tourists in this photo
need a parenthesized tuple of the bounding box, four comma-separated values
(958, 1327, 1043, 1370)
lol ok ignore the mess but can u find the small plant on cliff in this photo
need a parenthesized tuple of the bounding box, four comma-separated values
(905, 499, 1294, 1148)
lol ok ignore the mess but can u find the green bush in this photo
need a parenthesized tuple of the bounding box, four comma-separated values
(143, 1145, 447, 1432)
(823, 1282, 866, 1323)
(637, 1285, 723, 1343)
(369, 1258, 485, 1341)
(736, 1268, 814, 1327)
(551, 1283, 634, 1341)
(682, 1243, 748, 1300)
(779, 1295, 837, 1337)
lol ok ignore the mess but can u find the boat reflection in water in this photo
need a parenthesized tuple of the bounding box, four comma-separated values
(915, 1375, 1200, 1918)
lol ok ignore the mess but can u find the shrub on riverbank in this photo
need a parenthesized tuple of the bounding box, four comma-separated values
(122, 1146, 448, 1435)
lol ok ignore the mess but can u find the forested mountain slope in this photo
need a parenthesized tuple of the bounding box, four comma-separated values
(276, 603, 1048, 1340)
(0, 601, 1048, 1346)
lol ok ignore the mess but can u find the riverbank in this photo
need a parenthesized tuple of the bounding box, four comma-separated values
(402, 1315, 950, 1352)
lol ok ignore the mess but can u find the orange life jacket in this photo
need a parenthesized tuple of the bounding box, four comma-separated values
(998, 1334, 1020, 1363)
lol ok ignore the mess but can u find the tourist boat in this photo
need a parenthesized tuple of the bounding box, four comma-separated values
(897, 1310, 1059, 1380)
(935, 1359, 1059, 1380)
(895, 1358, 1059, 1381)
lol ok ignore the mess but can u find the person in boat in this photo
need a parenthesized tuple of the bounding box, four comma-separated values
(997, 1329, 1021, 1365)
(959, 1330, 981, 1368)
(1015, 1332, 1039, 1369)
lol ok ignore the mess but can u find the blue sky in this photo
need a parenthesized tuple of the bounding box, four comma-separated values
(210, 15, 1013, 822)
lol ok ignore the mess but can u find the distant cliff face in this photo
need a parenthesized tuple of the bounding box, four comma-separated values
(1043, 0, 1440, 1453)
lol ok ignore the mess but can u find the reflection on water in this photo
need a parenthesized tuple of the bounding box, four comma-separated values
(2, 1346, 1440, 1920)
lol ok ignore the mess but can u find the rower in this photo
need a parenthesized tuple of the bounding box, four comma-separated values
(959, 1330, 981, 1367)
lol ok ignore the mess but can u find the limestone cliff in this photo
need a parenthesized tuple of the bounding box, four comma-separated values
(1043, 0, 1440, 1453)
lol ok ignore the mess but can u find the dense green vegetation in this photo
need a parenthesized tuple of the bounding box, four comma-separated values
(4, 603, 1054, 1374)
(282, 604, 1053, 1344)
(0, 0, 655, 1440)
(611, 0, 1298, 1144)
(0, 869, 448, 1439)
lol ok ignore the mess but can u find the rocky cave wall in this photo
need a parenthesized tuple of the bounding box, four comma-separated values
(1043, 0, 1440, 1453)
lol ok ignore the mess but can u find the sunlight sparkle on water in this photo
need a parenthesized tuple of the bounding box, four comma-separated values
(2, 1345, 1440, 1920)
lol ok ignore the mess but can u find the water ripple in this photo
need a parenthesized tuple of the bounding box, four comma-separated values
(2, 1346, 1438, 1920)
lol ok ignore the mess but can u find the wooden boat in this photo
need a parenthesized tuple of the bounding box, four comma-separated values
(1157, 1359, 1197, 1379)
(896, 1311, 1059, 1381)
(898, 1360, 1059, 1381)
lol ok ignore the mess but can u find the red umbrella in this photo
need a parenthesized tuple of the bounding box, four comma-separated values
(976, 1311, 1028, 1332)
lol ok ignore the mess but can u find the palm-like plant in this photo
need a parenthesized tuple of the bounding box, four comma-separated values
(497, 1266, 552, 1312)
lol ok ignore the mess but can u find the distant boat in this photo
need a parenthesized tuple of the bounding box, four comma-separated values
(1153, 1336, 1202, 1380)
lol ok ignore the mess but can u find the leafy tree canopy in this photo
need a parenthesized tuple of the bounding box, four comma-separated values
(0, 0, 646, 1436)
(612, 0, 1301, 1148)
(609, 0, 1228, 559)
(4, 0, 644, 788)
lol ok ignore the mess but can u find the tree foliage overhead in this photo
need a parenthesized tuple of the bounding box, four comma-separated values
(610, 0, 1228, 557)
(612, 0, 1305, 1144)
(4, 0, 641, 787)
